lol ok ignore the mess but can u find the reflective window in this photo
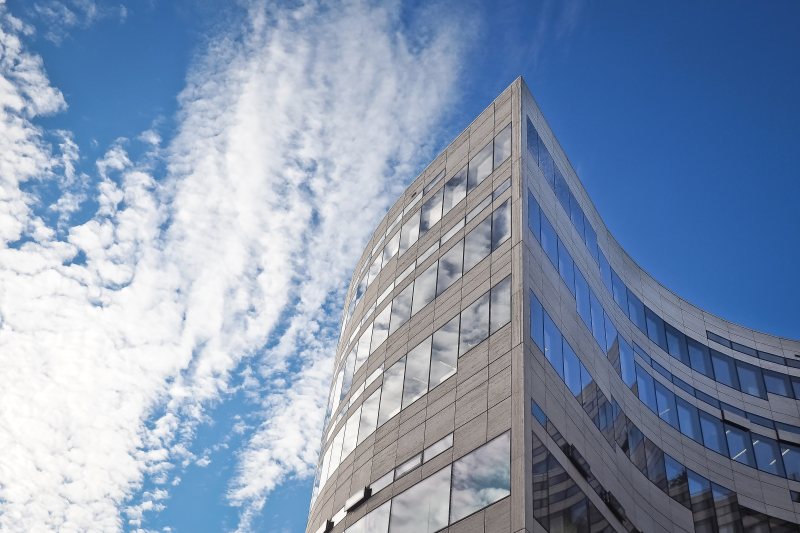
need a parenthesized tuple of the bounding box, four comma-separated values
(603, 311, 618, 354)
(467, 142, 494, 191)
(493, 123, 512, 167)
(423, 434, 453, 462)
(346, 501, 390, 533)
(736, 361, 766, 399)
(711, 350, 739, 389)
(557, 240, 575, 295)
(665, 454, 691, 508)
(626, 289, 647, 333)
(341, 407, 361, 459)
(628, 425, 647, 474)
(527, 191, 541, 239)
(411, 263, 438, 316)
(780, 442, 800, 482)
(540, 214, 558, 267)
(598, 251, 612, 292)
(619, 338, 636, 388)
(764, 370, 792, 397)
(645, 439, 668, 491)
(699, 410, 728, 455)
(563, 341, 582, 397)
(399, 209, 421, 256)
(665, 324, 690, 365)
(589, 289, 606, 348)
(645, 307, 668, 351)
(367, 254, 382, 285)
(491, 199, 511, 250)
(543, 312, 564, 378)
(539, 143, 555, 187)
(403, 337, 431, 408)
(378, 358, 405, 425)
(655, 381, 679, 428)
(383, 231, 400, 265)
(584, 223, 598, 262)
(443, 166, 467, 214)
(752, 435, 785, 476)
(430, 316, 459, 387)
(687, 338, 713, 378)
(450, 432, 510, 523)
(554, 171, 570, 213)
(463, 215, 492, 272)
(611, 270, 627, 310)
(389, 283, 413, 334)
(357, 388, 381, 443)
(459, 290, 490, 355)
(636, 365, 657, 413)
(568, 194, 585, 241)
(724, 423, 755, 467)
(436, 240, 463, 296)
(355, 327, 373, 369)
(490, 277, 511, 333)
(389, 466, 451, 533)
(370, 304, 392, 352)
(530, 291, 545, 350)
(420, 188, 444, 235)
(676, 397, 702, 443)
(574, 269, 591, 329)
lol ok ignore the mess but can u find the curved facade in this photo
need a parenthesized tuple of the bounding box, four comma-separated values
(306, 78, 800, 533)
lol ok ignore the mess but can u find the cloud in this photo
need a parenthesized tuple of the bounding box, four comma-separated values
(0, 0, 467, 531)
(27, 0, 127, 43)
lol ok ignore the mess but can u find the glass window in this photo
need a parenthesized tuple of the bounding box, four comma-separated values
(430, 316, 459, 387)
(463, 215, 492, 272)
(358, 388, 381, 443)
(341, 407, 361, 459)
(423, 434, 453, 463)
(539, 144, 555, 187)
(589, 289, 606, 349)
(584, 223, 598, 262)
(436, 240, 464, 296)
(355, 327, 373, 369)
(389, 283, 414, 334)
(628, 425, 647, 474)
(443, 166, 467, 214)
(611, 271, 627, 311)
(604, 311, 618, 354)
(724, 423, 755, 467)
(346, 501, 390, 533)
(626, 289, 647, 333)
(598, 252, 612, 293)
(676, 397, 702, 443)
(687, 470, 715, 531)
(526, 118, 539, 162)
(645, 439, 668, 491)
(540, 214, 559, 268)
(763, 370, 791, 397)
(493, 124, 512, 167)
(370, 305, 392, 352)
(530, 291, 545, 350)
(665, 454, 691, 508)
(780, 442, 800, 482)
(619, 337, 636, 388)
(383, 231, 401, 265)
(568, 193, 585, 241)
(389, 466, 451, 533)
(399, 209, 421, 256)
(687, 338, 713, 378)
(711, 350, 739, 389)
(403, 337, 432, 408)
(665, 324, 690, 365)
(490, 276, 511, 333)
(527, 190, 541, 239)
(752, 435, 785, 476)
(467, 142, 494, 191)
(655, 381, 679, 428)
(450, 432, 510, 523)
(698, 411, 728, 455)
(459, 290, 491, 355)
(563, 341, 582, 397)
(736, 361, 766, 399)
(411, 262, 438, 316)
(574, 269, 591, 329)
(644, 307, 668, 351)
(557, 240, 575, 295)
(367, 254, 382, 286)
(543, 312, 564, 378)
(554, 170, 570, 211)
(420, 187, 444, 235)
(378, 358, 405, 426)
(491, 199, 511, 250)
(636, 365, 657, 413)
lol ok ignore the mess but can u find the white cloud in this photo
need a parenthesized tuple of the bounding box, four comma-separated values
(0, 0, 468, 531)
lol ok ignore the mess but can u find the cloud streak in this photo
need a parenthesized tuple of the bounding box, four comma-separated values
(0, 0, 468, 530)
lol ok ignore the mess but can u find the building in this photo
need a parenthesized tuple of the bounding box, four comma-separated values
(305, 77, 800, 533)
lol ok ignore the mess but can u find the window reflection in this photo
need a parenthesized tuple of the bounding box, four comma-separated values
(399, 209, 421, 256)
(463, 215, 492, 272)
(491, 199, 511, 250)
(430, 315, 459, 387)
(378, 358, 405, 425)
(389, 283, 413, 334)
(403, 337, 431, 408)
(467, 142, 493, 191)
(493, 123, 511, 167)
(459, 291, 490, 355)
(443, 166, 467, 213)
(450, 432, 510, 523)
(420, 188, 444, 235)
(346, 501, 390, 533)
(489, 276, 511, 333)
(543, 312, 564, 378)
(752, 435, 785, 476)
(436, 240, 463, 296)
(389, 466, 451, 533)
(724, 424, 755, 467)
(357, 389, 381, 443)
(411, 263, 437, 316)
(370, 305, 392, 352)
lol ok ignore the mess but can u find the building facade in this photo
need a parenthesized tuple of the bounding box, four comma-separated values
(306, 78, 800, 533)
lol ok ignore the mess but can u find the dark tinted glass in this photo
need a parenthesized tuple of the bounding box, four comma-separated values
(655, 381, 679, 428)
(619, 338, 636, 388)
(687, 338, 713, 378)
(574, 269, 591, 329)
(611, 270, 627, 310)
(626, 289, 647, 333)
(665, 324, 690, 365)
(725, 423, 755, 467)
(636, 365, 657, 413)
(665, 454, 691, 508)
(676, 397, 702, 443)
(764, 370, 792, 397)
(589, 289, 606, 348)
(644, 307, 668, 350)
(780, 442, 800, 482)
(753, 435, 785, 476)
(698, 411, 728, 455)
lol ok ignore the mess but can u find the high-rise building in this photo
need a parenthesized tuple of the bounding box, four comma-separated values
(306, 77, 800, 533)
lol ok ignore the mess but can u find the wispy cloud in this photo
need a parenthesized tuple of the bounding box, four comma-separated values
(0, 0, 468, 531)
(27, 0, 127, 43)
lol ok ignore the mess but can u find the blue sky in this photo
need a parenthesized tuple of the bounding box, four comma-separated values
(0, 1, 797, 532)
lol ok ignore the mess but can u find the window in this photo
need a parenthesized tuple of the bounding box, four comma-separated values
(389, 466, 451, 533)
(491, 199, 511, 250)
(574, 269, 591, 329)
(676, 397, 702, 443)
(736, 361, 766, 398)
(687, 470, 715, 532)
(449, 432, 510, 523)
(459, 290, 490, 355)
(568, 194, 585, 241)
(665, 324, 690, 365)
(540, 214, 558, 267)
(752, 435, 785, 476)
(626, 289, 647, 333)
(489, 277, 511, 333)
(389, 283, 414, 334)
(665, 454, 691, 508)
(636, 365, 657, 413)
(420, 188, 444, 235)
(554, 170, 570, 213)
(584, 223, 598, 262)
(589, 289, 606, 349)
(557, 240, 575, 295)
(367, 254, 382, 285)
(370, 305, 392, 352)
(403, 337, 431, 408)
(467, 142, 493, 191)
(526, 118, 539, 162)
(346, 501, 390, 533)
(539, 144, 554, 187)
(341, 407, 361, 459)
(710, 350, 739, 389)
(357, 389, 381, 443)
(655, 381, 679, 428)
(463, 214, 492, 272)
(378, 358, 405, 425)
(598, 251, 613, 292)
(493, 124, 511, 167)
(543, 312, 564, 378)
(423, 434, 453, 463)
(399, 210, 421, 256)
(604, 311, 618, 354)
(645, 439, 668, 491)
(644, 307, 667, 351)
(628, 425, 647, 474)
(563, 341, 582, 397)
(687, 338, 713, 378)
(411, 263, 438, 316)
(611, 271, 627, 311)
(530, 291, 545, 350)
(780, 442, 800, 482)
(443, 166, 467, 214)
(383, 231, 401, 265)
(764, 370, 792, 397)
(724, 423, 754, 467)
(698, 411, 728, 455)
(430, 316, 458, 387)
(436, 240, 463, 296)
(619, 337, 636, 388)
(527, 191, 541, 239)
(355, 327, 373, 369)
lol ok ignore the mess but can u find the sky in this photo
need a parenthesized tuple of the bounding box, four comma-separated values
(0, 0, 797, 532)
